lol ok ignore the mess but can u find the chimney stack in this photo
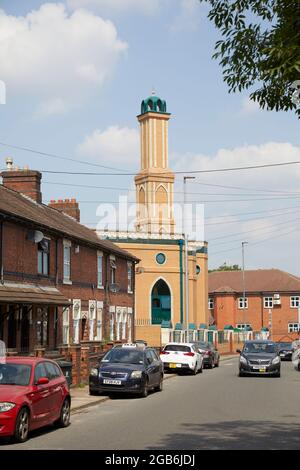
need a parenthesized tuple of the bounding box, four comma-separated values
(48, 198, 80, 222)
(1, 159, 42, 203)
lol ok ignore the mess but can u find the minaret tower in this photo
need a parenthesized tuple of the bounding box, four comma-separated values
(135, 93, 175, 235)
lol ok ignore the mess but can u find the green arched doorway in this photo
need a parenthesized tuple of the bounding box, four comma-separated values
(151, 279, 171, 325)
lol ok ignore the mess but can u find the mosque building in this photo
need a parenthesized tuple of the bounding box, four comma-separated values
(99, 94, 209, 346)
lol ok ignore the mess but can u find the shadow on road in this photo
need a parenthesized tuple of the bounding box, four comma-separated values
(147, 420, 300, 450)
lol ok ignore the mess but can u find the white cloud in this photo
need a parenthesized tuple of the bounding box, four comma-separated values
(172, 142, 300, 190)
(169, 0, 202, 32)
(0, 4, 127, 114)
(78, 126, 139, 163)
(67, 0, 160, 15)
(241, 96, 261, 114)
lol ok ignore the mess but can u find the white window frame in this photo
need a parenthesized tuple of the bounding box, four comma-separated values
(208, 298, 214, 310)
(62, 307, 70, 345)
(288, 322, 300, 333)
(63, 240, 72, 284)
(238, 297, 248, 309)
(89, 301, 97, 341)
(264, 297, 273, 309)
(290, 296, 300, 308)
(127, 262, 133, 294)
(109, 306, 115, 341)
(122, 310, 128, 340)
(127, 310, 132, 342)
(72, 299, 81, 344)
(96, 302, 103, 341)
(97, 251, 103, 289)
(110, 255, 116, 285)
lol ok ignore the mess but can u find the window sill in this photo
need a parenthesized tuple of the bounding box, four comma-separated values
(63, 279, 72, 285)
(127, 290, 133, 294)
(97, 285, 104, 290)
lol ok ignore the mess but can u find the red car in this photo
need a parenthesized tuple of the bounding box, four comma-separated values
(0, 357, 71, 442)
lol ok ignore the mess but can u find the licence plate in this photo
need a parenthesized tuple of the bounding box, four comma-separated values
(280, 354, 285, 357)
(103, 379, 122, 385)
(169, 363, 181, 368)
(253, 366, 266, 372)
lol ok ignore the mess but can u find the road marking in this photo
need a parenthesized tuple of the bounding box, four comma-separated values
(224, 363, 233, 366)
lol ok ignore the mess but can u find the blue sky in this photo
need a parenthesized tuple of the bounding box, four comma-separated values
(0, 0, 300, 273)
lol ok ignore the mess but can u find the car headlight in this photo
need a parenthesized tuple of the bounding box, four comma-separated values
(272, 356, 280, 365)
(0, 402, 16, 412)
(90, 368, 98, 377)
(240, 356, 248, 365)
(131, 371, 143, 379)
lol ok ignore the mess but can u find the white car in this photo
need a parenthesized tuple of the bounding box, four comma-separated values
(160, 342, 203, 374)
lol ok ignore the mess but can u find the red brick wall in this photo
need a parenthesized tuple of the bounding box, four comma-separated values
(211, 292, 300, 341)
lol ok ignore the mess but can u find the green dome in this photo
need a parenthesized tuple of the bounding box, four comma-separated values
(141, 95, 167, 114)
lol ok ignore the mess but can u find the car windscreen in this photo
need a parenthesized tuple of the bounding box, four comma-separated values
(243, 343, 277, 354)
(277, 343, 292, 349)
(0, 363, 32, 386)
(101, 349, 144, 365)
(197, 342, 210, 349)
(164, 345, 191, 353)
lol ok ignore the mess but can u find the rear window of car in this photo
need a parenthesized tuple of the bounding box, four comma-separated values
(164, 345, 191, 353)
(0, 363, 32, 386)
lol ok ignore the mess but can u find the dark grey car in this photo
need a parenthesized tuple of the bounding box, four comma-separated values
(193, 341, 220, 368)
(237, 340, 281, 377)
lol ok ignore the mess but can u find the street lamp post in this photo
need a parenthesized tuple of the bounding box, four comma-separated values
(184, 176, 195, 342)
(242, 241, 248, 329)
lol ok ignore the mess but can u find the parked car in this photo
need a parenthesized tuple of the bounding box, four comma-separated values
(160, 342, 203, 374)
(89, 344, 163, 398)
(276, 342, 293, 361)
(237, 340, 281, 377)
(0, 357, 71, 443)
(193, 341, 220, 369)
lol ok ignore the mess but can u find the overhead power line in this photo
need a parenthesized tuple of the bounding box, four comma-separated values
(209, 224, 300, 256)
(0, 141, 131, 173)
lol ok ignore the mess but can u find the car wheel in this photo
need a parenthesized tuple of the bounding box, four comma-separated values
(89, 389, 99, 396)
(207, 359, 213, 369)
(140, 380, 149, 398)
(238, 371, 245, 377)
(56, 398, 71, 428)
(14, 407, 30, 443)
(275, 371, 281, 378)
(199, 364, 203, 373)
(192, 363, 198, 375)
(215, 358, 220, 368)
(155, 375, 163, 392)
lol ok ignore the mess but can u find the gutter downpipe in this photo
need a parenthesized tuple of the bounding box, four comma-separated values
(0, 220, 4, 285)
(179, 239, 184, 325)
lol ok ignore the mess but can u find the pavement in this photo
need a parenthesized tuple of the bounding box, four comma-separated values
(70, 354, 238, 413)
(3, 356, 300, 449)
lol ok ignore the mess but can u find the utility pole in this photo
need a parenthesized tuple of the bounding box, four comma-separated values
(184, 176, 195, 342)
(242, 241, 248, 329)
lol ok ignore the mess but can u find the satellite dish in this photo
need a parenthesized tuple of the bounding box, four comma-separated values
(27, 230, 44, 243)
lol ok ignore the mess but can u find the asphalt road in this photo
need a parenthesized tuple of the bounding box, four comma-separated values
(2, 359, 300, 450)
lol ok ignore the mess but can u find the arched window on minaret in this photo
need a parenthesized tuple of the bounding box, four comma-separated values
(156, 185, 168, 233)
(138, 186, 146, 220)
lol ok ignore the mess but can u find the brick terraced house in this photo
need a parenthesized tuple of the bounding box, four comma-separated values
(0, 161, 138, 382)
(209, 269, 300, 342)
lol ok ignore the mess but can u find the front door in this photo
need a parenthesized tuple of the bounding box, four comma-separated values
(30, 362, 52, 429)
(151, 279, 171, 325)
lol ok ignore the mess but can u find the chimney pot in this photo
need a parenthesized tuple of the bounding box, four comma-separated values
(5, 157, 13, 171)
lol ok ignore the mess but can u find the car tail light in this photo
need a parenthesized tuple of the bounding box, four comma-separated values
(205, 350, 212, 356)
(160, 351, 169, 355)
(184, 352, 195, 357)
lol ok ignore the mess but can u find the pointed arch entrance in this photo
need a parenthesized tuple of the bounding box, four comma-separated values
(151, 279, 171, 325)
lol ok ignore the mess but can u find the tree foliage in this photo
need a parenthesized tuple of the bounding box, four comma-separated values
(209, 262, 241, 273)
(199, 0, 300, 117)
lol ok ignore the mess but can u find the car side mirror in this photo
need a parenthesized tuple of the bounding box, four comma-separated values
(37, 377, 49, 385)
(236, 349, 241, 354)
